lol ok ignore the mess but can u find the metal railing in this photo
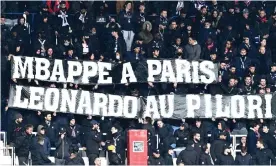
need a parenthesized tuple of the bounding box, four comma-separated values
(0, 147, 15, 166)
(0, 132, 7, 148)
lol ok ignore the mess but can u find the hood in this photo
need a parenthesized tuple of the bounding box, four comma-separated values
(142, 21, 152, 32)
(37, 125, 44, 135)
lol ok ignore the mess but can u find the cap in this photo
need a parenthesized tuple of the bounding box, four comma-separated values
(153, 149, 160, 154)
(69, 115, 75, 121)
(249, 63, 256, 68)
(180, 122, 188, 129)
(59, 127, 66, 133)
(91, 120, 99, 126)
(271, 63, 276, 67)
(15, 113, 23, 120)
(108, 145, 116, 151)
(243, 8, 249, 14)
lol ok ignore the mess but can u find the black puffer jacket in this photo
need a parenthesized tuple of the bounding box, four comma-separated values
(65, 156, 85, 165)
(174, 127, 190, 147)
(15, 132, 33, 157)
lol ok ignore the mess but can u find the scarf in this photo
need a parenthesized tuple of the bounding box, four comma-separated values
(207, 42, 214, 50)
(79, 13, 86, 23)
(38, 39, 46, 56)
(260, 16, 267, 23)
(71, 126, 76, 137)
(58, 11, 69, 26)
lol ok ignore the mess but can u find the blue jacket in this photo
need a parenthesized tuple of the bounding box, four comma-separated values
(246, 129, 258, 155)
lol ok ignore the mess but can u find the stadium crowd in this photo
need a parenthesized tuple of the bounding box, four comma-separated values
(1, 0, 276, 165)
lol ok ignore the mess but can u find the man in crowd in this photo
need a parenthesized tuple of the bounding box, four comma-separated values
(55, 127, 71, 165)
(15, 124, 33, 165)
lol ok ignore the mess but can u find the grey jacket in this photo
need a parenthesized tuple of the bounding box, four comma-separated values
(184, 42, 201, 61)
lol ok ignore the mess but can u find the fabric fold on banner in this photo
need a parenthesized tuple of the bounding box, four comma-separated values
(8, 85, 276, 119)
(11, 56, 219, 85)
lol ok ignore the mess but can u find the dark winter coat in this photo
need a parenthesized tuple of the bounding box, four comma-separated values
(84, 129, 102, 156)
(199, 152, 213, 165)
(55, 136, 71, 159)
(176, 146, 199, 165)
(31, 143, 52, 165)
(15, 132, 33, 157)
(65, 155, 85, 165)
(234, 153, 253, 165)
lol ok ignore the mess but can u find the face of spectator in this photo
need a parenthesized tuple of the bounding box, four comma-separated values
(249, 66, 255, 73)
(213, 11, 218, 18)
(176, 38, 181, 45)
(126, 3, 132, 10)
(260, 79, 266, 86)
(229, 8, 234, 13)
(157, 121, 163, 128)
(229, 79, 235, 87)
(196, 121, 201, 128)
(204, 22, 210, 28)
(230, 67, 236, 73)
(188, 38, 194, 45)
(17, 117, 23, 123)
(26, 127, 33, 135)
(116, 52, 121, 59)
(134, 47, 140, 53)
(218, 123, 222, 130)
(260, 39, 267, 46)
(40, 129, 45, 135)
(259, 46, 266, 54)
(43, 17, 48, 23)
(168, 149, 174, 155)
(187, 25, 192, 31)
(70, 119, 75, 126)
(171, 22, 177, 29)
(47, 48, 53, 56)
(146, 24, 151, 31)
(153, 152, 160, 158)
(45, 114, 52, 121)
(243, 12, 249, 18)
(194, 134, 200, 142)
(245, 77, 251, 85)
(94, 158, 101, 166)
(92, 28, 97, 34)
(220, 63, 226, 69)
(1, 17, 5, 25)
(256, 141, 262, 148)
(68, 50, 73, 56)
(259, 89, 266, 94)
(161, 11, 167, 18)
(272, 66, 276, 72)
(201, 8, 207, 15)
(266, 88, 270, 93)
(227, 25, 232, 31)
(139, 5, 145, 12)
(263, 126, 269, 133)
(90, 54, 95, 60)
(254, 125, 260, 131)
(153, 50, 159, 57)
(210, 54, 217, 60)
(241, 137, 246, 144)
(111, 31, 118, 38)
(259, 11, 266, 18)
(226, 41, 231, 48)
(240, 49, 247, 56)
(20, 18, 25, 25)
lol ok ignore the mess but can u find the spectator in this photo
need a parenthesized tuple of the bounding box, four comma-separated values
(119, 1, 135, 51)
(210, 132, 229, 162)
(137, 21, 153, 45)
(15, 124, 34, 165)
(8, 113, 23, 145)
(199, 143, 213, 165)
(192, 132, 203, 154)
(247, 122, 260, 155)
(164, 148, 174, 165)
(174, 122, 189, 148)
(84, 120, 102, 165)
(31, 137, 53, 165)
(41, 112, 58, 147)
(55, 127, 71, 165)
(107, 144, 122, 165)
(110, 124, 126, 165)
(176, 141, 199, 165)
(66, 116, 82, 146)
(184, 36, 201, 61)
(238, 76, 255, 95)
(65, 144, 85, 165)
(254, 138, 276, 165)
(148, 149, 165, 165)
(216, 146, 235, 165)
(260, 124, 275, 151)
(33, 125, 51, 156)
(141, 117, 156, 156)
(156, 119, 174, 155)
(235, 147, 253, 165)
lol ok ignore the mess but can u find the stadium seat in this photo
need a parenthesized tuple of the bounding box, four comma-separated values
(0, 156, 12, 165)
(48, 156, 55, 163)
(82, 157, 89, 166)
